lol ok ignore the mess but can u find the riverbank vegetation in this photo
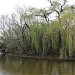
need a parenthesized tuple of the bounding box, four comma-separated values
(0, 0, 75, 59)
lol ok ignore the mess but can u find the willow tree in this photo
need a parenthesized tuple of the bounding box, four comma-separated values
(60, 5, 75, 58)
(47, 0, 75, 58)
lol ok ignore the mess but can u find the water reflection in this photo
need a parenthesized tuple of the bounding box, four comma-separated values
(0, 56, 75, 75)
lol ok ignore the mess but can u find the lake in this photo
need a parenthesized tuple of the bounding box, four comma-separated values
(0, 55, 75, 75)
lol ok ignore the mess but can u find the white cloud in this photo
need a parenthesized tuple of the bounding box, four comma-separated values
(0, 0, 49, 15)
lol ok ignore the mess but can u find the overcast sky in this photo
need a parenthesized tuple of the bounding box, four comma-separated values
(0, 0, 74, 15)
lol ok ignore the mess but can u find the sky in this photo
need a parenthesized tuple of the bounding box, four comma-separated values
(0, 0, 74, 15)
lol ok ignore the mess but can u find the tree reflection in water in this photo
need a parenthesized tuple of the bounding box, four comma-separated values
(0, 56, 75, 75)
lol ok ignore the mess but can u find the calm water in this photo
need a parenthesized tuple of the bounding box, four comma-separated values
(0, 56, 75, 75)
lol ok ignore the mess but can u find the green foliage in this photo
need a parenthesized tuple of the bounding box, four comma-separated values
(0, 0, 75, 59)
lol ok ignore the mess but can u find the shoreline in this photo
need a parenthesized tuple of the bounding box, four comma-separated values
(3, 53, 75, 61)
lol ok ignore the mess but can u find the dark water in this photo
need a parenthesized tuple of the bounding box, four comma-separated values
(0, 56, 75, 75)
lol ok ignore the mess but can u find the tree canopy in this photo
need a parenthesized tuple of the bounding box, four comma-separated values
(0, 0, 75, 59)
